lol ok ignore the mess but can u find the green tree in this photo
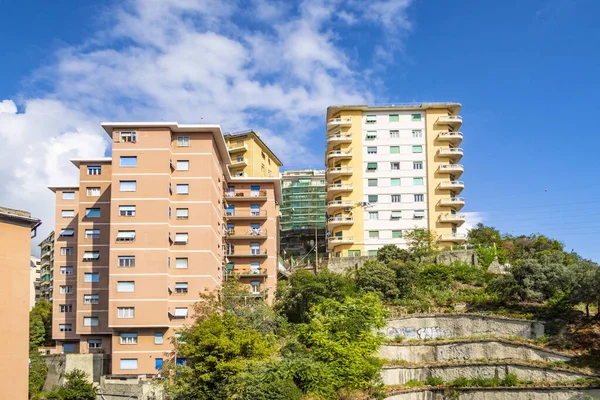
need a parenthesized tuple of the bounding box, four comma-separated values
(376, 244, 411, 265)
(275, 269, 355, 323)
(30, 312, 47, 349)
(387, 260, 418, 299)
(510, 258, 571, 302)
(404, 228, 439, 263)
(29, 350, 48, 398)
(355, 260, 400, 301)
(569, 261, 600, 317)
(43, 369, 96, 400)
(30, 299, 53, 347)
(467, 223, 502, 247)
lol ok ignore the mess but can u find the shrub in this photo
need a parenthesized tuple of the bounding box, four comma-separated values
(425, 376, 444, 386)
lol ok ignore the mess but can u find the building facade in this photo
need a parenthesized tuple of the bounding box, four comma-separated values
(39, 231, 55, 301)
(223, 130, 283, 178)
(325, 104, 466, 257)
(31, 256, 42, 308)
(49, 122, 281, 375)
(0, 207, 41, 399)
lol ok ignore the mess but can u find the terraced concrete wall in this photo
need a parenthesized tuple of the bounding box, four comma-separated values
(385, 315, 545, 340)
(382, 363, 596, 386)
(385, 388, 600, 400)
(379, 340, 570, 363)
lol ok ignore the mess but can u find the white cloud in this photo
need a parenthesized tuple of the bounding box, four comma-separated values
(458, 212, 487, 235)
(0, 0, 414, 253)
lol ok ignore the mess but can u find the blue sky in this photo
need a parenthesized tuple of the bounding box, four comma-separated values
(1, 0, 600, 260)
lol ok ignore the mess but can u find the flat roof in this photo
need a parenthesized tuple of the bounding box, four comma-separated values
(0, 206, 41, 229)
(71, 157, 112, 167)
(223, 129, 283, 167)
(48, 185, 79, 192)
(327, 102, 462, 117)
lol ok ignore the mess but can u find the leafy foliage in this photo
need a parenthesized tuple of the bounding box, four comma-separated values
(29, 350, 48, 398)
(403, 229, 439, 263)
(376, 244, 410, 265)
(42, 369, 96, 400)
(355, 260, 399, 301)
(30, 299, 53, 348)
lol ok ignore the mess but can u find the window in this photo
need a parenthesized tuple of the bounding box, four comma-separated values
(62, 192, 75, 200)
(177, 160, 189, 171)
(83, 317, 99, 327)
(87, 187, 100, 196)
(119, 205, 136, 217)
(366, 131, 377, 139)
(63, 343, 75, 353)
(168, 207, 172, 219)
(175, 282, 188, 294)
(120, 181, 137, 192)
(174, 233, 188, 244)
(368, 211, 379, 220)
(169, 182, 172, 194)
(389, 114, 399, 122)
(119, 156, 137, 167)
(392, 230, 402, 239)
(250, 185, 261, 196)
(117, 281, 135, 293)
(348, 250, 361, 257)
(391, 194, 401, 203)
(62, 210, 75, 218)
(366, 114, 377, 123)
(59, 324, 72, 332)
(60, 304, 72, 313)
(366, 162, 378, 171)
(154, 333, 164, 344)
(60, 247, 73, 256)
(120, 131, 137, 142)
(173, 308, 188, 318)
(60, 266, 73, 275)
(390, 130, 399, 138)
(412, 130, 422, 138)
(85, 208, 100, 218)
(261, 151, 266, 159)
(83, 294, 99, 305)
(85, 229, 100, 239)
(118, 256, 135, 267)
(414, 194, 424, 202)
(250, 242, 260, 255)
(414, 210, 425, 219)
(413, 177, 424, 186)
(177, 136, 190, 147)
(367, 146, 377, 154)
(369, 231, 379, 239)
(368, 250, 378, 256)
(60, 228, 74, 236)
(250, 282, 261, 294)
(367, 195, 378, 203)
(412, 145, 423, 153)
(176, 208, 189, 219)
(60, 285, 73, 294)
(117, 307, 135, 319)
(250, 262, 260, 273)
(391, 162, 400, 170)
(83, 251, 100, 260)
(120, 333, 138, 345)
(390, 146, 400, 154)
(88, 339, 102, 349)
(84, 273, 99, 283)
(120, 359, 138, 370)
(155, 358, 163, 370)
(391, 178, 401, 187)
(87, 166, 101, 175)
(391, 211, 403, 220)
(250, 204, 260, 216)
(116, 231, 136, 242)
(176, 184, 189, 195)
(411, 113, 422, 121)
(225, 205, 235, 216)
(368, 179, 378, 187)
(413, 161, 423, 170)
(176, 258, 188, 269)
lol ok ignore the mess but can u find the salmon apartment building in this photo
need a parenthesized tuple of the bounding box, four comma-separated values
(49, 122, 282, 374)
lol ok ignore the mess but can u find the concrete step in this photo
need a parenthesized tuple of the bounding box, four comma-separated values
(385, 386, 600, 400)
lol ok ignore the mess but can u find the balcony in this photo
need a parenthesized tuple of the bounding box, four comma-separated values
(328, 236, 354, 249)
(226, 267, 268, 277)
(327, 150, 353, 160)
(225, 189, 268, 201)
(226, 250, 268, 258)
(437, 147, 464, 160)
(327, 217, 354, 227)
(436, 115, 463, 127)
(230, 157, 248, 167)
(327, 200, 354, 212)
(225, 210, 268, 220)
(439, 213, 466, 225)
(226, 228, 268, 240)
(227, 142, 248, 153)
(327, 117, 353, 131)
(439, 197, 465, 209)
(327, 167, 353, 177)
(438, 164, 464, 177)
(439, 233, 467, 243)
(437, 131, 463, 144)
(327, 183, 353, 194)
(438, 181, 465, 192)
(327, 132, 353, 144)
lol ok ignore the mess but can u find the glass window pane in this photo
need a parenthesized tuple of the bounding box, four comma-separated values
(120, 156, 137, 167)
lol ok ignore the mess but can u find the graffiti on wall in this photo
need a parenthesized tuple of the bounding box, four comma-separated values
(386, 326, 452, 340)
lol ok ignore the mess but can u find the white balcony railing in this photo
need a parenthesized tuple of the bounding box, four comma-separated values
(437, 115, 463, 126)
(327, 117, 353, 130)
(438, 180, 465, 190)
(438, 148, 464, 157)
(327, 150, 353, 159)
(439, 233, 467, 242)
(327, 167, 353, 174)
(439, 164, 464, 173)
(440, 197, 466, 207)
(327, 183, 353, 191)
(438, 131, 463, 141)
(439, 213, 466, 223)
(327, 217, 354, 225)
(327, 200, 354, 209)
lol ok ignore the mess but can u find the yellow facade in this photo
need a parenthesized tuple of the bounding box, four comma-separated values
(224, 130, 282, 178)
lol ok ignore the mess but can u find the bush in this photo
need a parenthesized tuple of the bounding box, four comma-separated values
(43, 369, 96, 400)
(425, 376, 444, 386)
(355, 260, 400, 301)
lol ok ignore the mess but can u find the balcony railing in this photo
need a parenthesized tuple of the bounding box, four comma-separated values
(440, 197, 466, 207)
(327, 167, 353, 175)
(226, 268, 268, 277)
(327, 183, 353, 191)
(438, 131, 463, 142)
(227, 142, 248, 152)
(230, 157, 248, 166)
(436, 115, 463, 126)
(439, 213, 466, 223)
(226, 249, 268, 257)
(327, 150, 353, 159)
(225, 189, 268, 199)
(327, 217, 354, 225)
(439, 233, 467, 242)
(226, 228, 268, 238)
(225, 210, 268, 218)
(438, 148, 464, 157)
(326, 117, 353, 130)
(438, 181, 465, 190)
(327, 132, 353, 142)
(439, 164, 464, 173)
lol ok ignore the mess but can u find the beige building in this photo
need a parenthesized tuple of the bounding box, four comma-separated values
(0, 207, 41, 399)
(223, 130, 282, 178)
(49, 122, 281, 375)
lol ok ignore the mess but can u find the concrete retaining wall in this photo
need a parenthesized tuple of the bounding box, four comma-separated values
(327, 256, 375, 273)
(98, 376, 164, 400)
(379, 340, 570, 363)
(384, 314, 545, 340)
(381, 363, 596, 386)
(43, 353, 110, 390)
(385, 387, 600, 400)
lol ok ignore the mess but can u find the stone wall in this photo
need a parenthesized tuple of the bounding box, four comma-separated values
(326, 255, 374, 273)
(381, 362, 597, 386)
(43, 354, 110, 390)
(379, 339, 570, 363)
(98, 376, 164, 400)
(436, 250, 477, 266)
(385, 387, 600, 400)
(384, 314, 545, 340)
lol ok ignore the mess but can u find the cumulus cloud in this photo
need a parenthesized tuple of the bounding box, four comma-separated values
(458, 212, 487, 236)
(0, 0, 415, 252)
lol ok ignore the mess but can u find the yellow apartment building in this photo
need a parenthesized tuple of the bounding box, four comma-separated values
(223, 130, 283, 178)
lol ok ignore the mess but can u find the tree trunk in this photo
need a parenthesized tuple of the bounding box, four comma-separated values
(586, 303, 589, 318)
